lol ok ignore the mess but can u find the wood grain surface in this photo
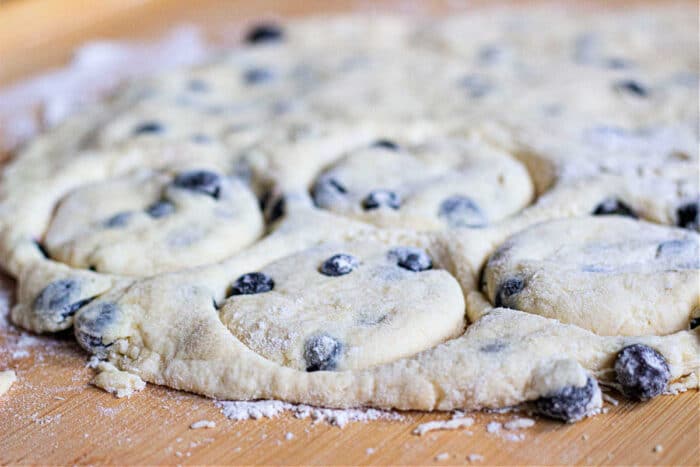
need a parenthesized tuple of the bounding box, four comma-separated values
(0, 0, 698, 465)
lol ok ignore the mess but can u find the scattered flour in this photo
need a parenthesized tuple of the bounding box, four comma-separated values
(504, 417, 536, 430)
(215, 400, 402, 428)
(190, 420, 216, 429)
(413, 416, 474, 435)
(435, 452, 450, 461)
(467, 453, 485, 463)
(486, 421, 502, 433)
(602, 393, 620, 406)
(285, 432, 294, 440)
(653, 444, 664, 453)
(366, 447, 376, 456)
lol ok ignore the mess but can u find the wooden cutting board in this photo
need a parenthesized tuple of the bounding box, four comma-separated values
(0, 1, 697, 464)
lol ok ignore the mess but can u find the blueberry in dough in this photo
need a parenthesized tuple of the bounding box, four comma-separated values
(388, 247, 433, 272)
(104, 212, 132, 228)
(146, 200, 175, 218)
(371, 139, 399, 150)
(592, 197, 637, 218)
(614, 344, 670, 401)
(439, 195, 488, 227)
(361, 189, 401, 210)
(132, 121, 164, 135)
(494, 277, 524, 308)
(304, 334, 343, 372)
(311, 177, 347, 208)
(614, 79, 649, 97)
(243, 67, 275, 84)
(319, 253, 359, 276)
(74, 302, 118, 355)
(173, 170, 222, 199)
(676, 201, 698, 230)
(245, 23, 284, 44)
(34, 279, 94, 324)
(690, 317, 700, 329)
(230, 272, 275, 296)
(533, 377, 599, 422)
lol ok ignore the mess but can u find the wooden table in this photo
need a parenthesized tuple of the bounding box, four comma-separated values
(0, 1, 698, 464)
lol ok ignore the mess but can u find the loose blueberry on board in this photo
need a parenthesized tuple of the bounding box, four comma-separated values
(533, 377, 599, 422)
(132, 121, 164, 135)
(438, 195, 488, 228)
(229, 272, 275, 296)
(319, 253, 359, 277)
(371, 139, 399, 151)
(494, 277, 525, 308)
(361, 189, 401, 210)
(243, 67, 275, 84)
(592, 198, 638, 218)
(245, 23, 284, 44)
(613, 79, 649, 97)
(34, 279, 94, 325)
(304, 334, 343, 372)
(311, 177, 347, 208)
(614, 344, 670, 401)
(74, 302, 118, 356)
(104, 212, 132, 228)
(173, 170, 222, 199)
(676, 201, 699, 230)
(388, 247, 433, 272)
(146, 200, 176, 219)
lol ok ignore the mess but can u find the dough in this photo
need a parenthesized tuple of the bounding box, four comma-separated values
(0, 370, 17, 396)
(0, 5, 698, 422)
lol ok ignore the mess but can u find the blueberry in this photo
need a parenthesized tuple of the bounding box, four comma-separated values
(230, 272, 274, 296)
(146, 200, 175, 218)
(388, 247, 432, 272)
(74, 302, 118, 356)
(304, 334, 343, 372)
(614, 344, 670, 401)
(104, 212, 132, 228)
(371, 139, 399, 150)
(173, 170, 222, 199)
(319, 253, 359, 276)
(439, 195, 487, 228)
(243, 67, 275, 84)
(33, 279, 94, 325)
(311, 177, 347, 208)
(690, 317, 700, 329)
(361, 190, 401, 210)
(534, 377, 599, 422)
(592, 198, 637, 218)
(260, 191, 285, 222)
(676, 201, 698, 230)
(614, 80, 649, 97)
(245, 23, 284, 44)
(132, 121, 163, 135)
(494, 277, 524, 308)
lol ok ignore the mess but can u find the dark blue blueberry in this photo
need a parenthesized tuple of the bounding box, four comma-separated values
(614, 344, 670, 401)
(74, 302, 118, 356)
(439, 195, 487, 228)
(592, 198, 637, 218)
(319, 253, 359, 277)
(33, 279, 94, 325)
(494, 277, 524, 308)
(534, 377, 599, 422)
(146, 200, 175, 219)
(230, 272, 274, 296)
(311, 177, 347, 208)
(361, 190, 401, 210)
(132, 121, 164, 135)
(245, 23, 284, 44)
(173, 170, 222, 199)
(371, 139, 399, 151)
(690, 317, 700, 329)
(243, 67, 275, 84)
(104, 212, 132, 228)
(187, 79, 209, 92)
(676, 201, 698, 230)
(304, 334, 343, 372)
(614, 79, 649, 97)
(388, 247, 432, 272)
